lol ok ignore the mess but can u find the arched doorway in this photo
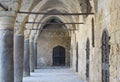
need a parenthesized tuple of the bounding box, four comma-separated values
(86, 38, 90, 81)
(53, 46, 65, 66)
(102, 30, 110, 82)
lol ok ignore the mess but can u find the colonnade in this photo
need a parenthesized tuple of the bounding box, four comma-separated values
(0, 15, 37, 82)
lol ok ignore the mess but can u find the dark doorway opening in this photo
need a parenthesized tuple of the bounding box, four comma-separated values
(102, 30, 110, 82)
(76, 42, 78, 72)
(53, 46, 65, 66)
(92, 18, 95, 47)
(86, 38, 90, 82)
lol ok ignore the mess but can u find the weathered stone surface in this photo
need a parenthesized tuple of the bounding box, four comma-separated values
(0, 29, 14, 82)
(23, 38, 30, 76)
(0, 0, 120, 82)
(37, 24, 70, 68)
(14, 34, 24, 82)
(73, 0, 120, 82)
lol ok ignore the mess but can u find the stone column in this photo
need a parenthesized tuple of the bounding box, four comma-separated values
(14, 34, 24, 82)
(30, 41, 34, 72)
(0, 16, 15, 82)
(34, 42, 37, 69)
(23, 38, 30, 76)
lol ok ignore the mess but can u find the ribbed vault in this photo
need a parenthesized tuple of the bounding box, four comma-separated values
(0, 0, 95, 41)
(24, 0, 81, 41)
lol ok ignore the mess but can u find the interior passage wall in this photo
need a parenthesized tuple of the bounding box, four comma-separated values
(71, 0, 120, 82)
(37, 25, 70, 68)
(71, 15, 93, 81)
(92, 0, 120, 82)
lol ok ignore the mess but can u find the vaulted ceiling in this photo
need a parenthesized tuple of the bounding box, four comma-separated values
(0, 0, 95, 41)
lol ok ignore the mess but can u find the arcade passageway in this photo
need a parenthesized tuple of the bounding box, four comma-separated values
(0, 0, 120, 82)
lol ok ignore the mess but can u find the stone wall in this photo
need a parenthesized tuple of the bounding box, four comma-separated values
(93, 0, 120, 82)
(37, 24, 70, 68)
(71, 0, 120, 82)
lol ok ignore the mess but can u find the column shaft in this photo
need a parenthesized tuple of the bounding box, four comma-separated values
(0, 29, 14, 82)
(14, 35, 24, 82)
(23, 39, 30, 76)
(30, 42, 34, 72)
(34, 42, 37, 69)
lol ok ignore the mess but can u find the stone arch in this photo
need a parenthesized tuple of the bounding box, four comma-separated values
(78, 0, 92, 20)
(93, 0, 98, 12)
(27, 1, 80, 38)
(32, 15, 72, 41)
(36, 20, 71, 67)
(39, 17, 69, 31)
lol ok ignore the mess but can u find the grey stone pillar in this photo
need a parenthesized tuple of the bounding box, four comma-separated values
(0, 16, 15, 82)
(23, 38, 30, 76)
(30, 41, 34, 72)
(14, 34, 24, 82)
(0, 29, 14, 82)
(34, 42, 37, 69)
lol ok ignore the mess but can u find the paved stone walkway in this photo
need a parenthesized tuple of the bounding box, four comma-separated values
(23, 68, 83, 82)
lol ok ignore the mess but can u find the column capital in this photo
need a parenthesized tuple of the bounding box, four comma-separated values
(0, 12, 16, 29)
(29, 39, 34, 43)
(14, 34, 24, 37)
(29, 36, 34, 43)
(15, 22, 24, 35)
(34, 35, 37, 43)
(34, 41, 37, 43)
(24, 30, 30, 39)
(24, 38, 29, 43)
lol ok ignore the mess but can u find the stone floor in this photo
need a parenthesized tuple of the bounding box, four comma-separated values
(23, 67, 83, 82)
